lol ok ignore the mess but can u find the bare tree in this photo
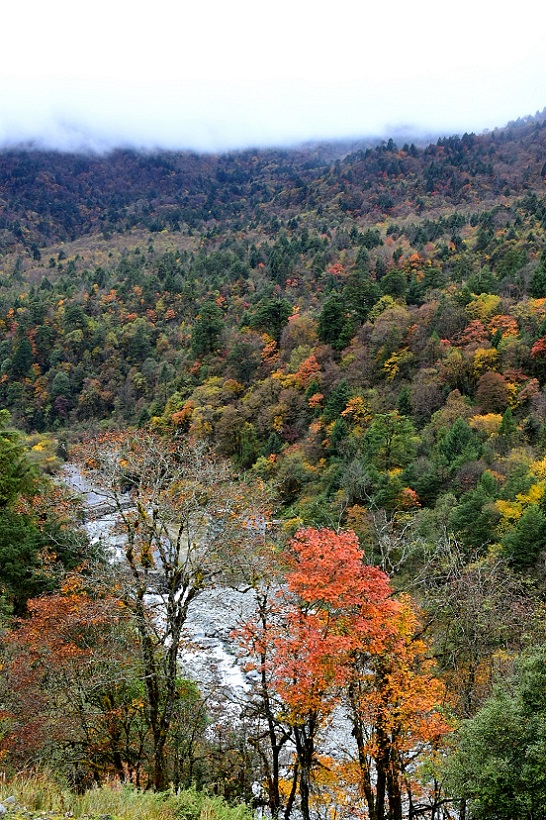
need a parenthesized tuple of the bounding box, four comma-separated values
(75, 431, 269, 790)
(415, 533, 535, 718)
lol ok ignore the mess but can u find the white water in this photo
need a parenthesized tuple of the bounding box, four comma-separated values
(63, 464, 254, 704)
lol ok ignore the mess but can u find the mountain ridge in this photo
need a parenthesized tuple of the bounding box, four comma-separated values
(1, 109, 545, 253)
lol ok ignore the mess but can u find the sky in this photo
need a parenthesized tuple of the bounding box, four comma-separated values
(1, 0, 545, 153)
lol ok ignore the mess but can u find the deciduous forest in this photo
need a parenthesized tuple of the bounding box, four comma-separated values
(2, 111, 546, 819)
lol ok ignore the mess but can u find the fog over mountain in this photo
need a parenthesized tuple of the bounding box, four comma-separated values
(2, 0, 546, 152)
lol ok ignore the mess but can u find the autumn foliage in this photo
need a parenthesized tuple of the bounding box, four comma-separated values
(238, 527, 450, 820)
(0, 591, 148, 785)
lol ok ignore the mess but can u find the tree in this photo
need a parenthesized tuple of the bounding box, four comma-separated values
(419, 538, 533, 719)
(0, 509, 51, 616)
(447, 644, 546, 820)
(345, 599, 450, 820)
(235, 581, 295, 820)
(528, 254, 546, 298)
(75, 432, 269, 790)
(318, 296, 348, 349)
(501, 503, 546, 568)
(0, 411, 88, 615)
(475, 371, 511, 413)
(0, 409, 35, 509)
(248, 297, 291, 343)
(364, 411, 418, 472)
(435, 417, 482, 473)
(322, 380, 352, 424)
(50, 370, 73, 417)
(240, 528, 450, 820)
(1, 591, 151, 786)
(497, 406, 518, 452)
(191, 300, 224, 356)
(10, 336, 33, 378)
(343, 271, 380, 324)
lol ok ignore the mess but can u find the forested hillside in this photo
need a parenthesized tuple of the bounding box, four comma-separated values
(2, 111, 546, 818)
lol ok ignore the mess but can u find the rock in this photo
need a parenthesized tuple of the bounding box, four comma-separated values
(0, 805, 6, 815)
(3, 798, 16, 805)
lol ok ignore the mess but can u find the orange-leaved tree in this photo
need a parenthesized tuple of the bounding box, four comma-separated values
(248, 527, 451, 820)
(275, 527, 397, 820)
(0, 589, 151, 786)
(345, 597, 451, 820)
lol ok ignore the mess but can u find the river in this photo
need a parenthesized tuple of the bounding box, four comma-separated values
(62, 464, 253, 707)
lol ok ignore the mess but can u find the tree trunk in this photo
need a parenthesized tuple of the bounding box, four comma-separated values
(386, 756, 403, 820)
(349, 706, 376, 819)
(294, 725, 315, 820)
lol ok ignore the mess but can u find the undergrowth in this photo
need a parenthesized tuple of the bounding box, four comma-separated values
(0, 774, 252, 820)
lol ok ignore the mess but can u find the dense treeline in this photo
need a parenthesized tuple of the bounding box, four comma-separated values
(4, 181, 546, 569)
(2, 110, 546, 816)
(1, 111, 546, 250)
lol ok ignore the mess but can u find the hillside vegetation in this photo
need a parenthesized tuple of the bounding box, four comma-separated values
(2, 111, 546, 818)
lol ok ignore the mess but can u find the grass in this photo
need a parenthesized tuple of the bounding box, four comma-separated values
(0, 774, 253, 820)
(0, 771, 72, 813)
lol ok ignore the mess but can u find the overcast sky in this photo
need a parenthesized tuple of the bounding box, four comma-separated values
(1, 0, 545, 153)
